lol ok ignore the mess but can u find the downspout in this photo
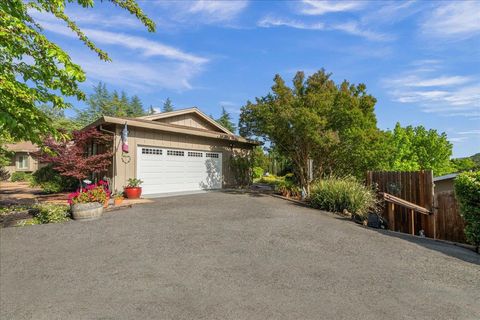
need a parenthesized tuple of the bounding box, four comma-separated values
(99, 125, 116, 191)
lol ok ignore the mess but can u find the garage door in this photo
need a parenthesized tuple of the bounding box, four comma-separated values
(137, 146, 222, 195)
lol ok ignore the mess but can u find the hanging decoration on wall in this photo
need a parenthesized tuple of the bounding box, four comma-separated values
(121, 123, 129, 153)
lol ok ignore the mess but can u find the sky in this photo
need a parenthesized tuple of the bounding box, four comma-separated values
(32, 0, 479, 158)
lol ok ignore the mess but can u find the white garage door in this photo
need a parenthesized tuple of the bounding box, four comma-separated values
(137, 146, 222, 195)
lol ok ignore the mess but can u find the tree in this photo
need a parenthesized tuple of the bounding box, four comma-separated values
(76, 82, 146, 126)
(216, 107, 236, 133)
(451, 157, 477, 172)
(38, 105, 80, 133)
(239, 70, 383, 191)
(0, 0, 155, 144)
(34, 128, 113, 189)
(162, 98, 174, 112)
(148, 105, 157, 115)
(382, 123, 454, 176)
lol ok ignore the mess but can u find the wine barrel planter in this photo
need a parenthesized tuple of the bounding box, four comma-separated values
(71, 202, 103, 221)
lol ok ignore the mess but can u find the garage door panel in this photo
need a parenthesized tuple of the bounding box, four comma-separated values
(137, 146, 222, 195)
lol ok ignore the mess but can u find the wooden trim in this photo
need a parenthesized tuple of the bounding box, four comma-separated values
(83, 116, 258, 146)
(136, 107, 234, 135)
(381, 192, 431, 215)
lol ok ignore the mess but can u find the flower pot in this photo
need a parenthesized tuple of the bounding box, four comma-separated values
(71, 202, 103, 221)
(114, 197, 124, 206)
(124, 187, 142, 199)
(103, 197, 110, 208)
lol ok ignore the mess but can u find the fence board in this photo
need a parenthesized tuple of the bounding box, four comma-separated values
(366, 170, 434, 237)
(435, 191, 466, 243)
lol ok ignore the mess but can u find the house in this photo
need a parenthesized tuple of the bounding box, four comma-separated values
(4, 141, 41, 176)
(433, 173, 458, 193)
(87, 107, 258, 195)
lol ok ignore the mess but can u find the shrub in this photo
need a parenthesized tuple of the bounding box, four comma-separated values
(309, 176, 378, 218)
(10, 171, 32, 182)
(30, 204, 70, 224)
(30, 165, 78, 193)
(277, 179, 301, 199)
(0, 167, 10, 181)
(252, 166, 264, 180)
(257, 174, 284, 186)
(68, 181, 110, 204)
(454, 171, 480, 246)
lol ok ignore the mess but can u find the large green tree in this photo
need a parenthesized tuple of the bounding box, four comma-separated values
(216, 107, 236, 133)
(382, 123, 454, 176)
(76, 82, 147, 126)
(239, 70, 383, 190)
(0, 0, 154, 143)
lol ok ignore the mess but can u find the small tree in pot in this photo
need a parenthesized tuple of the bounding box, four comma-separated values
(124, 178, 143, 199)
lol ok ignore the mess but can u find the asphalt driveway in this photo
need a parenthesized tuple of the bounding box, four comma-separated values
(1, 191, 479, 320)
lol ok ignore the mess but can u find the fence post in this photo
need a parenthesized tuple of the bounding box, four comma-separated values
(388, 203, 395, 231)
(410, 209, 415, 235)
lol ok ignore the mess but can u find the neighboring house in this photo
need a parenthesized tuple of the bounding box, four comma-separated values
(433, 173, 458, 193)
(4, 142, 41, 176)
(87, 107, 258, 195)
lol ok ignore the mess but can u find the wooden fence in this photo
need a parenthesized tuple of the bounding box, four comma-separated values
(366, 171, 467, 243)
(434, 191, 466, 243)
(366, 170, 435, 237)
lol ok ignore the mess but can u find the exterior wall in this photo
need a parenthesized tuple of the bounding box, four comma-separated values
(5, 152, 40, 176)
(434, 179, 455, 193)
(153, 114, 221, 132)
(111, 125, 252, 191)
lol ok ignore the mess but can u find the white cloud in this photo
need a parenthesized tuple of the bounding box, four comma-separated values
(258, 16, 390, 41)
(456, 130, 480, 135)
(258, 16, 324, 30)
(76, 55, 202, 91)
(154, 0, 248, 24)
(188, 0, 248, 22)
(421, 1, 480, 39)
(384, 65, 480, 116)
(37, 20, 208, 65)
(331, 21, 392, 41)
(299, 0, 364, 15)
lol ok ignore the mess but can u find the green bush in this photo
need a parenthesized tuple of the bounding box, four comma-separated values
(454, 171, 480, 246)
(30, 165, 77, 193)
(257, 174, 284, 186)
(309, 176, 378, 218)
(252, 166, 264, 180)
(10, 171, 32, 182)
(0, 167, 10, 181)
(30, 204, 71, 224)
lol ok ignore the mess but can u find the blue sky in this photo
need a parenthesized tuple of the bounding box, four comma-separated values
(33, 0, 479, 157)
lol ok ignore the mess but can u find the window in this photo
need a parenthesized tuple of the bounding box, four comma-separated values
(167, 150, 185, 156)
(16, 154, 28, 169)
(142, 148, 162, 155)
(188, 151, 203, 157)
(205, 153, 219, 158)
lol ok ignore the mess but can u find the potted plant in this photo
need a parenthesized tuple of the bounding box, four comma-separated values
(113, 190, 124, 206)
(68, 182, 109, 220)
(124, 178, 143, 199)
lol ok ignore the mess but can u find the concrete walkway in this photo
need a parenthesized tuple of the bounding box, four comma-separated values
(1, 191, 479, 319)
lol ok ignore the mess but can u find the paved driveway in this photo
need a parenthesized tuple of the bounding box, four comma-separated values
(1, 192, 479, 320)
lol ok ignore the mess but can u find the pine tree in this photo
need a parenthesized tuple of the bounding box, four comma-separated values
(128, 95, 145, 117)
(216, 107, 236, 133)
(162, 98, 174, 112)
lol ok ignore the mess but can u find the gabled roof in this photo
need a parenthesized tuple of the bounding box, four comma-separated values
(86, 115, 258, 146)
(5, 141, 39, 153)
(137, 107, 234, 135)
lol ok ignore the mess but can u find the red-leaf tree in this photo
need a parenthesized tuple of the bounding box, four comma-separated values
(35, 128, 113, 189)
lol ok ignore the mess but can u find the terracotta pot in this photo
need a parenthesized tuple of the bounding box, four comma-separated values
(103, 197, 110, 208)
(124, 187, 142, 199)
(71, 202, 103, 221)
(114, 197, 124, 206)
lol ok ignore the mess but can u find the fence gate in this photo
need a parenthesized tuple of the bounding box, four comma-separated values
(366, 170, 434, 237)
